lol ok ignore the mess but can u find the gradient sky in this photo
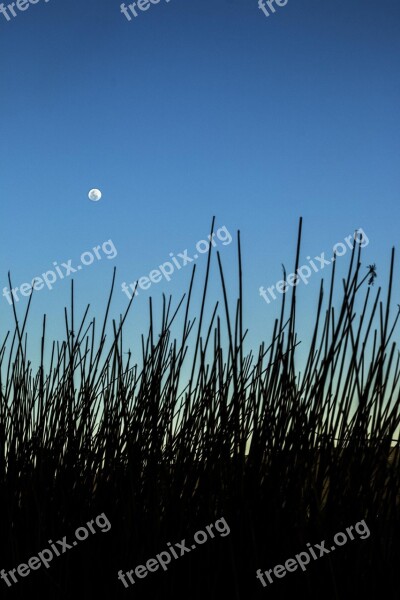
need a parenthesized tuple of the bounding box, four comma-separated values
(0, 0, 399, 365)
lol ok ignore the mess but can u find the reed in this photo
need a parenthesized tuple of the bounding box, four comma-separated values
(0, 218, 399, 599)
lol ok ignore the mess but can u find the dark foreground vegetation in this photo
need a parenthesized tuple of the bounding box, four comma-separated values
(1, 219, 399, 599)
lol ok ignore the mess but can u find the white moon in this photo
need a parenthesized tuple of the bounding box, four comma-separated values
(88, 188, 102, 202)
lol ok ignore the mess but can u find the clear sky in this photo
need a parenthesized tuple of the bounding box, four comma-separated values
(0, 0, 399, 364)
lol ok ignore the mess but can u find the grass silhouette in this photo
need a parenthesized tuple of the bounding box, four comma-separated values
(0, 218, 399, 599)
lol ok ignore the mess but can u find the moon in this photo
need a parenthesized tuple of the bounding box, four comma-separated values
(88, 188, 102, 202)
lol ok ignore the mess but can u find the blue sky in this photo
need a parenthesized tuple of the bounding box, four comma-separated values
(0, 0, 399, 364)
